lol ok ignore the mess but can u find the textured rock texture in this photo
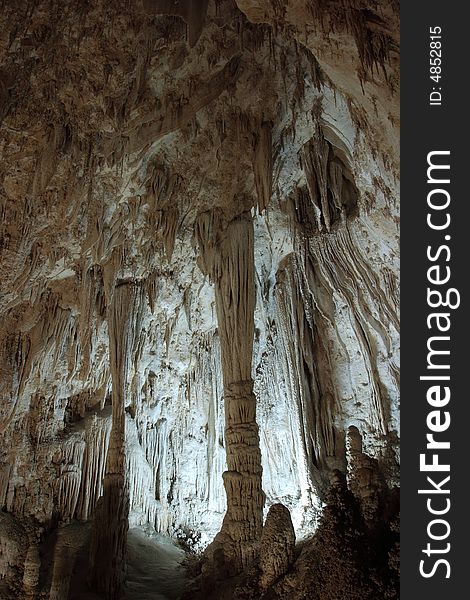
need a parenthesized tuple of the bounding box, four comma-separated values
(0, 0, 399, 598)
(197, 212, 265, 573)
(259, 503, 295, 590)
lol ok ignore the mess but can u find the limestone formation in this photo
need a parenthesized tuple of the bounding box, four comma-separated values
(195, 212, 265, 573)
(259, 503, 295, 590)
(0, 0, 399, 598)
(89, 282, 144, 597)
(22, 543, 40, 598)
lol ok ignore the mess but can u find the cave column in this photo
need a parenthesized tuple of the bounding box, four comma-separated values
(89, 281, 140, 598)
(212, 213, 265, 571)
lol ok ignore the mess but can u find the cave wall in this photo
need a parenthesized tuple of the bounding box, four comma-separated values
(0, 0, 399, 596)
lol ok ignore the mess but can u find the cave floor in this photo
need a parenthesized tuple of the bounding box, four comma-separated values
(68, 527, 188, 600)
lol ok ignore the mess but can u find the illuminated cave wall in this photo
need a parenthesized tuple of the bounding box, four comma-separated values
(0, 1, 399, 598)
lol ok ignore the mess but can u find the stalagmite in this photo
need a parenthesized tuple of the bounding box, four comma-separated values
(76, 411, 112, 522)
(22, 543, 40, 598)
(145, 0, 210, 47)
(89, 281, 143, 598)
(56, 434, 86, 523)
(253, 121, 273, 213)
(346, 426, 385, 527)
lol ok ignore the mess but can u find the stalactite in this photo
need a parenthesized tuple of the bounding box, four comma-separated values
(144, 162, 182, 260)
(56, 434, 86, 523)
(346, 425, 385, 527)
(104, 54, 242, 160)
(275, 257, 338, 498)
(0, 463, 11, 510)
(296, 126, 359, 235)
(77, 265, 106, 381)
(253, 121, 273, 213)
(76, 410, 112, 522)
(127, 416, 158, 528)
(22, 543, 40, 599)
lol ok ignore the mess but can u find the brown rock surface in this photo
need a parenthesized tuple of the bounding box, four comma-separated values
(259, 503, 295, 590)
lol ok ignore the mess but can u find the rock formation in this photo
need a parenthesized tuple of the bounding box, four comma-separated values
(346, 425, 387, 528)
(196, 212, 265, 574)
(0, 0, 399, 598)
(259, 503, 295, 590)
(89, 281, 144, 597)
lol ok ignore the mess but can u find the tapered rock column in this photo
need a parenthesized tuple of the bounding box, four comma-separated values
(89, 281, 140, 598)
(197, 211, 265, 573)
(346, 426, 385, 528)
